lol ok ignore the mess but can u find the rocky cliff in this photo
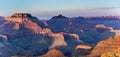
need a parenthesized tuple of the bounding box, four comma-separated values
(1, 13, 120, 57)
(0, 13, 85, 57)
(88, 36, 120, 57)
(101, 47, 120, 57)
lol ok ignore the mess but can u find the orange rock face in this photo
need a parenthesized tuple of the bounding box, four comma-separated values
(101, 47, 120, 57)
(88, 36, 120, 57)
(76, 45, 92, 50)
(41, 49, 64, 57)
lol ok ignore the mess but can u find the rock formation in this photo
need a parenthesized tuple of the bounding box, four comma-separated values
(88, 36, 120, 57)
(101, 47, 120, 57)
(72, 45, 92, 56)
(48, 33, 67, 49)
(0, 13, 67, 56)
(41, 49, 64, 57)
(1, 13, 120, 57)
(47, 14, 70, 32)
(0, 13, 83, 57)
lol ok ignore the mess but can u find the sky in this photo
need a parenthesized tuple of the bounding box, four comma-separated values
(0, 0, 120, 19)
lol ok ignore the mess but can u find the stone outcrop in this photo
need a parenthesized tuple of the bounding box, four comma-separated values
(88, 36, 120, 57)
(72, 45, 92, 56)
(41, 49, 64, 57)
(75, 45, 92, 50)
(1, 13, 43, 36)
(4, 13, 46, 28)
(47, 33, 67, 49)
(101, 47, 120, 57)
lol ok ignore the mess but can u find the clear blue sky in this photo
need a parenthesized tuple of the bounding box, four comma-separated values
(0, 0, 120, 19)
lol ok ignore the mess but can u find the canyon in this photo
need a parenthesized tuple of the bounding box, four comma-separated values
(0, 13, 120, 57)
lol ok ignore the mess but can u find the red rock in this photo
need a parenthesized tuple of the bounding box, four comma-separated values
(41, 49, 64, 57)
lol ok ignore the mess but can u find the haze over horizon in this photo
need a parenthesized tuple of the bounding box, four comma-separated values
(0, 0, 120, 19)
